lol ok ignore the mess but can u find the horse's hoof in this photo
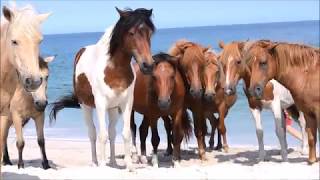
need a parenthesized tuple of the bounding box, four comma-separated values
(214, 145, 222, 151)
(307, 158, 318, 165)
(151, 154, 159, 168)
(222, 144, 229, 153)
(172, 160, 181, 168)
(99, 160, 107, 167)
(132, 153, 139, 163)
(126, 163, 135, 172)
(140, 155, 148, 164)
(18, 162, 24, 169)
(90, 161, 98, 167)
(109, 159, 117, 168)
(42, 161, 51, 170)
(3, 160, 13, 166)
(164, 149, 173, 156)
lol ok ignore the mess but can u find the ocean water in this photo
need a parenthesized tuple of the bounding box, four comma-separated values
(13, 20, 319, 148)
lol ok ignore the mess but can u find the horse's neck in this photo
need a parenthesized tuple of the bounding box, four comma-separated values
(241, 71, 251, 89)
(110, 50, 131, 68)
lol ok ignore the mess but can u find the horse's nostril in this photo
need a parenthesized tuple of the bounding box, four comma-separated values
(25, 78, 32, 85)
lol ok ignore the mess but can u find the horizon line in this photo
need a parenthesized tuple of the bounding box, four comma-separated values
(43, 19, 319, 36)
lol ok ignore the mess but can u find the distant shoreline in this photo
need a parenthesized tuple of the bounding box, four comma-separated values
(44, 20, 319, 36)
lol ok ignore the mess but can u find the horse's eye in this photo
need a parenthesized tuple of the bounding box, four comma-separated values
(45, 76, 49, 81)
(129, 31, 135, 36)
(260, 61, 267, 68)
(11, 40, 18, 46)
(236, 60, 241, 65)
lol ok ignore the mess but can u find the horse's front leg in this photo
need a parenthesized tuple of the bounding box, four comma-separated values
(162, 116, 173, 156)
(192, 109, 207, 161)
(150, 118, 160, 167)
(108, 108, 120, 167)
(11, 112, 25, 169)
(172, 108, 184, 167)
(298, 111, 308, 155)
(130, 111, 139, 163)
(249, 108, 266, 162)
(1, 116, 12, 165)
(271, 101, 288, 162)
(94, 95, 108, 166)
(218, 105, 229, 153)
(34, 113, 50, 169)
(120, 94, 135, 171)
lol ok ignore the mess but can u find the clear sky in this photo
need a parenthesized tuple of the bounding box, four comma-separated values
(1, 0, 319, 34)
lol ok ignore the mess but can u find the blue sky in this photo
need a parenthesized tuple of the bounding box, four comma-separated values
(1, 0, 319, 34)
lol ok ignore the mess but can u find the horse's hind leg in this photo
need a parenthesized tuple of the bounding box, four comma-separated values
(272, 102, 288, 162)
(34, 113, 50, 169)
(305, 115, 317, 164)
(1, 116, 12, 165)
(150, 119, 160, 167)
(130, 112, 139, 163)
(162, 116, 173, 156)
(139, 116, 149, 164)
(298, 112, 308, 155)
(250, 108, 266, 162)
(81, 104, 98, 166)
(108, 108, 120, 167)
(11, 112, 25, 168)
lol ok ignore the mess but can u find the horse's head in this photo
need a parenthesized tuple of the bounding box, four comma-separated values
(244, 40, 277, 99)
(110, 7, 155, 74)
(2, 6, 51, 92)
(152, 53, 178, 110)
(31, 56, 55, 111)
(219, 41, 246, 96)
(171, 41, 207, 99)
(203, 50, 224, 102)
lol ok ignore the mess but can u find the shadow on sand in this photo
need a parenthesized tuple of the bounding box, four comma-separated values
(2, 172, 40, 180)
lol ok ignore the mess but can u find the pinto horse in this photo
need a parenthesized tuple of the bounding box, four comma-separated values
(169, 40, 210, 160)
(2, 56, 55, 169)
(202, 49, 237, 152)
(220, 40, 308, 162)
(49, 8, 155, 171)
(130, 53, 192, 167)
(243, 40, 319, 164)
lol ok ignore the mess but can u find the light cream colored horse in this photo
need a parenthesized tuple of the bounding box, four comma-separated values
(2, 56, 55, 169)
(0, 4, 50, 167)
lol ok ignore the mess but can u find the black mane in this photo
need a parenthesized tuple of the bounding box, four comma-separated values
(153, 52, 177, 69)
(109, 8, 155, 57)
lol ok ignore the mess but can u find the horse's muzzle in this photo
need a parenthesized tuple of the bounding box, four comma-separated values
(225, 85, 236, 96)
(158, 98, 171, 111)
(190, 88, 203, 99)
(204, 92, 215, 102)
(140, 62, 153, 75)
(249, 84, 263, 99)
(34, 100, 48, 112)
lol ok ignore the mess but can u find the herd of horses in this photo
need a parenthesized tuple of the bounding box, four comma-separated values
(0, 5, 319, 172)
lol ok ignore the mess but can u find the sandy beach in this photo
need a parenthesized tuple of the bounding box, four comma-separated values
(1, 137, 319, 180)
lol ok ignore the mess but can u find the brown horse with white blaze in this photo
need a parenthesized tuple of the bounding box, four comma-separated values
(130, 53, 192, 167)
(244, 40, 319, 164)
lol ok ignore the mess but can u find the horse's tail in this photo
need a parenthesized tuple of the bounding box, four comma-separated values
(181, 110, 193, 143)
(49, 93, 80, 125)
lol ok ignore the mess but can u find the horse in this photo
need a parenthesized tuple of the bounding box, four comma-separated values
(242, 40, 319, 164)
(1, 56, 55, 169)
(130, 53, 192, 167)
(219, 40, 308, 162)
(202, 49, 237, 152)
(49, 8, 155, 171)
(0, 4, 50, 166)
(169, 40, 210, 160)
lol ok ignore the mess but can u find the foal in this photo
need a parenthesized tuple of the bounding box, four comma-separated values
(202, 50, 237, 152)
(243, 40, 319, 164)
(221, 40, 308, 161)
(50, 8, 155, 171)
(2, 56, 55, 169)
(131, 53, 191, 167)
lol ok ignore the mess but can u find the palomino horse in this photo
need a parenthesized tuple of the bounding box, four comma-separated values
(202, 49, 237, 152)
(49, 8, 155, 171)
(130, 53, 192, 167)
(243, 40, 319, 164)
(169, 40, 210, 160)
(2, 56, 55, 169)
(220, 40, 308, 162)
(0, 4, 50, 166)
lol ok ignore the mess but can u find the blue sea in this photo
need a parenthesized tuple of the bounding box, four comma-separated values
(14, 20, 320, 148)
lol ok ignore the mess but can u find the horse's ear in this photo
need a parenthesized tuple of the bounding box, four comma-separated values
(219, 41, 225, 49)
(238, 42, 245, 51)
(3, 6, 14, 22)
(116, 7, 129, 17)
(44, 55, 56, 64)
(37, 13, 52, 24)
(203, 46, 211, 53)
(147, 9, 153, 17)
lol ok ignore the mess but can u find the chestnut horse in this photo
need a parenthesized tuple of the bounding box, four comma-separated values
(2, 56, 55, 169)
(49, 8, 155, 171)
(220, 41, 308, 162)
(202, 49, 237, 152)
(243, 40, 319, 164)
(169, 40, 210, 160)
(130, 53, 192, 167)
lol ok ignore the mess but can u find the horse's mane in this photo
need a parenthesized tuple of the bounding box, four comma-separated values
(109, 8, 155, 57)
(38, 56, 48, 70)
(97, 25, 114, 48)
(153, 52, 177, 70)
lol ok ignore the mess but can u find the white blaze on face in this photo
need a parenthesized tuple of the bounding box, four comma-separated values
(226, 56, 233, 87)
